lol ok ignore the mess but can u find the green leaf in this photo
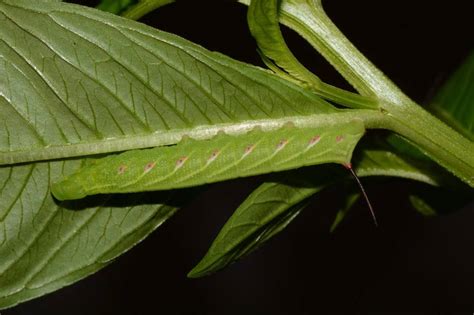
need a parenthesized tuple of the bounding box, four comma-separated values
(358, 142, 472, 217)
(0, 0, 378, 166)
(96, 0, 138, 15)
(246, 0, 378, 110)
(429, 52, 474, 141)
(385, 134, 431, 162)
(239, 0, 406, 101)
(408, 186, 473, 217)
(247, 0, 320, 86)
(187, 168, 329, 278)
(353, 147, 442, 187)
(0, 160, 187, 309)
(329, 192, 360, 233)
(0, 0, 373, 307)
(409, 195, 437, 216)
(329, 141, 455, 228)
(120, 0, 175, 21)
(403, 52, 474, 216)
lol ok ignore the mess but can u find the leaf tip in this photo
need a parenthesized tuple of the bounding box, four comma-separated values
(186, 262, 209, 279)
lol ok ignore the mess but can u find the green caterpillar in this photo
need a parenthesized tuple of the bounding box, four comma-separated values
(51, 121, 365, 201)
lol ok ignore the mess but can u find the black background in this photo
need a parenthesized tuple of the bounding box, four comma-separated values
(5, 0, 474, 313)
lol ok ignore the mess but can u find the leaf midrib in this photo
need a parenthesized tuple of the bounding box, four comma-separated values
(0, 111, 371, 165)
(0, 1, 351, 166)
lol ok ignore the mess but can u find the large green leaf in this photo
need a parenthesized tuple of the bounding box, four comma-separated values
(0, 159, 186, 309)
(429, 52, 474, 141)
(0, 0, 369, 166)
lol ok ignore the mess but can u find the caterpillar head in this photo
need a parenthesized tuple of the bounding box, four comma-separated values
(51, 178, 87, 201)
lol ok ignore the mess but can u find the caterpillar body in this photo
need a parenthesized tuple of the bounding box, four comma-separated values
(51, 121, 365, 201)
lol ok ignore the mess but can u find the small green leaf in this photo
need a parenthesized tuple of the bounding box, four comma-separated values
(353, 147, 442, 187)
(96, 0, 138, 15)
(246, 0, 378, 109)
(409, 195, 437, 217)
(385, 134, 431, 162)
(247, 0, 320, 86)
(120, 0, 175, 21)
(329, 192, 360, 233)
(430, 52, 474, 141)
(187, 168, 331, 278)
(408, 186, 473, 217)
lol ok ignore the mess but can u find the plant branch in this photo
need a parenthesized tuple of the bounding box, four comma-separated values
(385, 104, 474, 187)
(239, 0, 474, 186)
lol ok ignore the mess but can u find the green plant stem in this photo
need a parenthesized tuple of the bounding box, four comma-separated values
(121, 0, 175, 20)
(243, 0, 474, 186)
(385, 103, 474, 186)
(253, 0, 411, 102)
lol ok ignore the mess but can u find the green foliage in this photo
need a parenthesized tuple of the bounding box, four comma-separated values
(188, 143, 446, 276)
(0, 0, 472, 309)
(188, 170, 324, 278)
(247, 0, 320, 85)
(0, 160, 185, 309)
(247, 0, 377, 109)
(409, 185, 473, 217)
(329, 192, 360, 233)
(409, 195, 437, 216)
(96, 0, 137, 15)
(243, 0, 474, 186)
(0, 0, 348, 165)
(429, 52, 474, 141)
(387, 53, 474, 215)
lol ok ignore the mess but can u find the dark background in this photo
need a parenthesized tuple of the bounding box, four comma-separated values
(5, 0, 474, 313)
